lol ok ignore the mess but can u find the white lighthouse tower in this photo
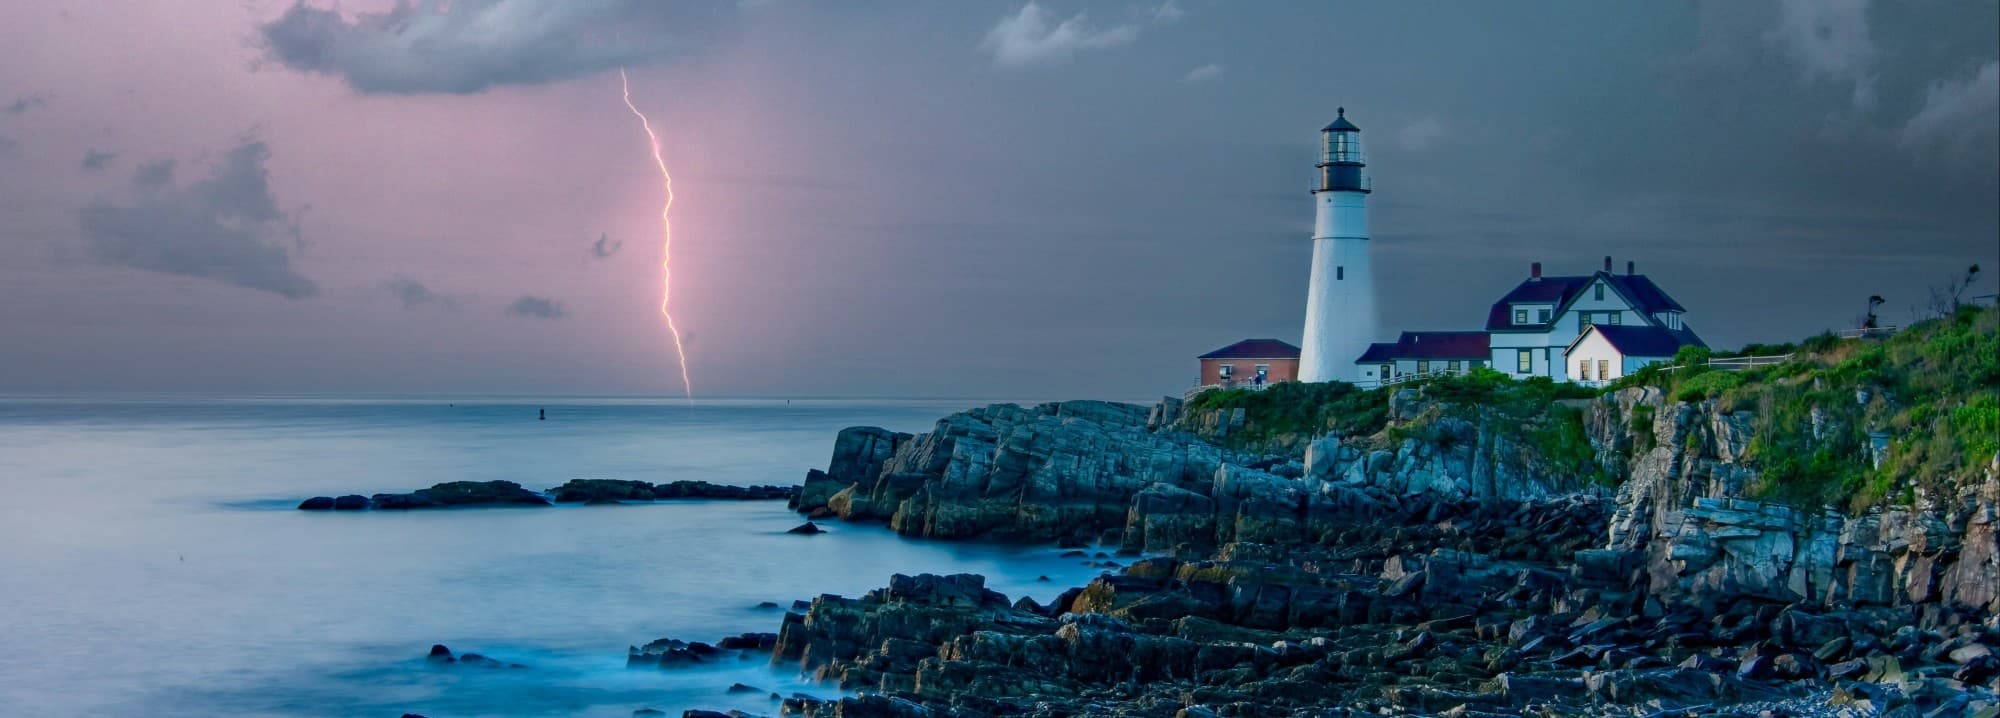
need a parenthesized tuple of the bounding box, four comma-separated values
(1297, 108, 1376, 384)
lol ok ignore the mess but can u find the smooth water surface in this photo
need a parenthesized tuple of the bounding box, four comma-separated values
(0, 398, 1107, 717)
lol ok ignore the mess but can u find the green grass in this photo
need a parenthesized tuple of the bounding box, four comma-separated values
(1621, 305, 1999, 512)
(1183, 380, 1389, 449)
(1183, 306, 1997, 512)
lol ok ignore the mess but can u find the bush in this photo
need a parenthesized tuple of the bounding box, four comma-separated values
(1673, 345, 1712, 367)
(1184, 381, 1389, 447)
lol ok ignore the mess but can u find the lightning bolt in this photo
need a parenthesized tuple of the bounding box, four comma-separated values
(620, 68, 693, 403)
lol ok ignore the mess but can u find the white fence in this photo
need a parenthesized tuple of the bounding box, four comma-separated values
(1835, 326, 1899, 339)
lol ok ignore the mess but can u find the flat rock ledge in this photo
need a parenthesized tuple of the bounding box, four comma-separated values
(299, 479, 797, 511)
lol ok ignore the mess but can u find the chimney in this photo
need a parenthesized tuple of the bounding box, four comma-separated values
(1603, 256, 1613, 272)
(1626, 260, 1635, 276)
(1531, 262, 1543, 280)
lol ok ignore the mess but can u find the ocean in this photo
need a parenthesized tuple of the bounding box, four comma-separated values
(0, 397, 1110, 717)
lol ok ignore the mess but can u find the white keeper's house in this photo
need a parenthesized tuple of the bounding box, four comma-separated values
(1354, 256, 1706, 386)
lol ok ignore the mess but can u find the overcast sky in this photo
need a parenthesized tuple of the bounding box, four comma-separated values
(0, 1, 1994, 399)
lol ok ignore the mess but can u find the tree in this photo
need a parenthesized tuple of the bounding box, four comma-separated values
(1924, 264, 1983, 319)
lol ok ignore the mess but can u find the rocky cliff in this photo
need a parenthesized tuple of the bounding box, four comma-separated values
(752, 311, 1999, 716)
(1596, 385, 2000, 616)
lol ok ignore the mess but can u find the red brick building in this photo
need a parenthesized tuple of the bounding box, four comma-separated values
(1196, 338, 1300, 389)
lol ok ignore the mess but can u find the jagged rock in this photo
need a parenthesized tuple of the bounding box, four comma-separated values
(787, 522, 823, 535)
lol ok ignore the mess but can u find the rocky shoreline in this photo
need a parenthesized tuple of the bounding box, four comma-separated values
(297, 478, 796, 510)
(650, 387, 2000, 717)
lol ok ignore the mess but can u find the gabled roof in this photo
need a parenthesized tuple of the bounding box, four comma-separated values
(1351, 331, 1490, 363)
(1199, 338, 1300, 360)
(1485, 271, 1688, 331)
(1567, 323, 1707, 358)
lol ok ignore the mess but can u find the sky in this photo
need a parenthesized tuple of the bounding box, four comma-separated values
(0, 0, 1994, 400)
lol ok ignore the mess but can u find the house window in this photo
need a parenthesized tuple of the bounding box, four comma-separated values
(1579, 312, 1594, 330)
(1598, 359, 1610, 378)
(1608, 312, 1622, 325)
(1218, 364, 1234, 378)
(1580, 361, 1592, 381)
(1514, 308, 1527, 324)
(1254, 364, 1269, 379)
(1379, 364, 1392, 380)
(1337, 266, 1344, 280)
(1538, 309, 1551, 323)
(1517, 349, 1532, 373)
(1416, 360, 1430, 374)
(1594, 284, 1605, 301)
(1447, 360, 1460, 372)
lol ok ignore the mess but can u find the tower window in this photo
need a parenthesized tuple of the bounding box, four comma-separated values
(1337, 266, 1344, 281)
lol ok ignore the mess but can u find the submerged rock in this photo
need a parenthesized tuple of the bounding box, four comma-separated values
(786, 522, 823, 535)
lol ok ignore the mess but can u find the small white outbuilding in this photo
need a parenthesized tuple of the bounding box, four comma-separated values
(1564, 324, 1702, 384)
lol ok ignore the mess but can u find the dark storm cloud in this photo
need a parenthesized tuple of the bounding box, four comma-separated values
(76, 139, 317, 299)
(81, 148, 117, 171)
(506, 295, 567, 319)
(255, 0, 736, 94)
(2, 92, 50, 115)
(383, 276, 455, 309)
(588, 232, 621, 259)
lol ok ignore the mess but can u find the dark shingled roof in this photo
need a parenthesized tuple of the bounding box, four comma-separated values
(1485, 271, 1688, 331)
(1576, 324, 1706, 358)
(1199, 338, 1301, 360)
(1351, 331, 1490, 363)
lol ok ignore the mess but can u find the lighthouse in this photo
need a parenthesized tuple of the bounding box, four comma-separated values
(1298, 108, 1377, 383)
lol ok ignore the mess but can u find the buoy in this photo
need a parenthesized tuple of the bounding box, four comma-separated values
(538, 408, 546, 421)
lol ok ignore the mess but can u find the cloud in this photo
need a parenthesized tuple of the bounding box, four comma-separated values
(979, 3, 1141, 68)
(1900, 61, 1999, 156)
(590, 232, 623, 259)
(82, 148, 117, 171)
(76, 139, 317, 299)
(256, 0, 730, 95)
(2, 92, 50, 115)
(1183, 64, 1223, 83)
(1394, 116, 1447, 151)
(1153, 1, 1184, 23)
(132, 159, 174, 189)
(383, 276, 456, 309)
(507, 295, 568, 319)
(1765, 0, 1876, 109)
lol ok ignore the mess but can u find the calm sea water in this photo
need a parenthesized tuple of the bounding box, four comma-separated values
(0, 398, 1110, 717)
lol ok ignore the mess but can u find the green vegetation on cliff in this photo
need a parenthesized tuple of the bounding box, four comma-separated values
(1184, 381, 1388, 447)
(1185, 368, 1609, 485)
(1617, 305, 1999, 511)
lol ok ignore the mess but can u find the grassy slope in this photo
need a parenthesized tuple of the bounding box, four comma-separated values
(1613, 304, 1998, 511)
(1183, 305, 1998, 513)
